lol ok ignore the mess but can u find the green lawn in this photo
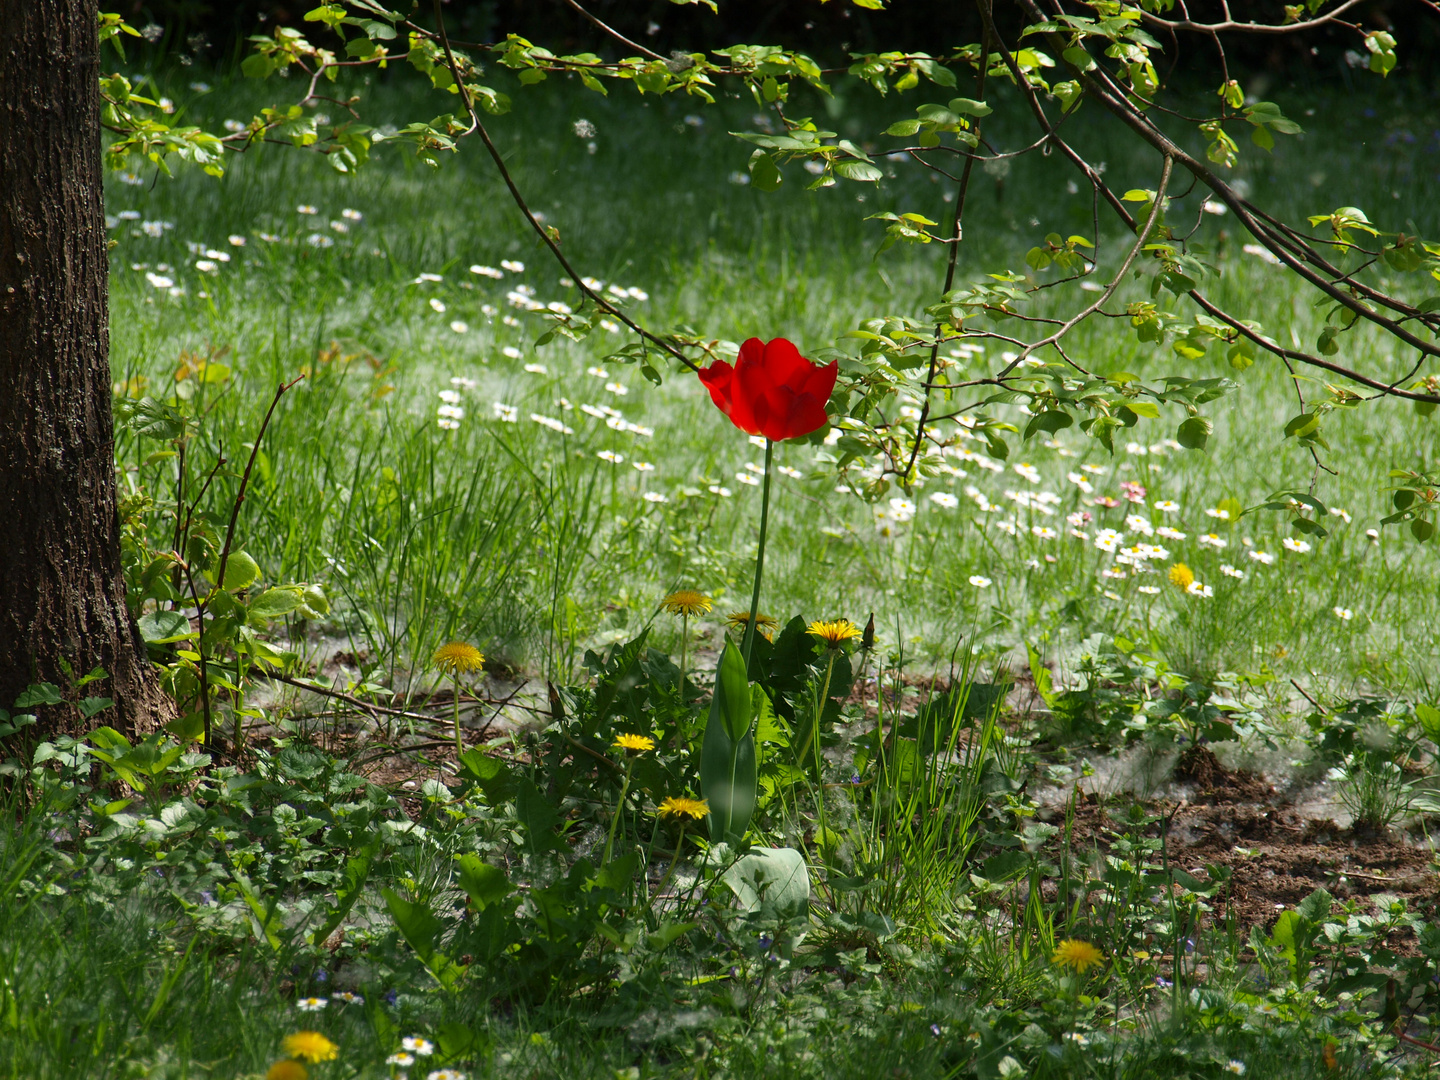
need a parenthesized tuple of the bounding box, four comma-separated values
(105, 73, 1440, 693)
(2, 65, 1433, 1080)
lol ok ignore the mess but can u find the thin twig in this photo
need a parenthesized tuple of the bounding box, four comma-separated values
(559, 0, 668, 61)
(997, 155, 1174, 379)
(429, 0, 699, 374)
(902, 5, 992, 487)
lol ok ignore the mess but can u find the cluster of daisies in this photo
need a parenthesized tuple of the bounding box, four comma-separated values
(825, 427, 1365, 617)
(109, 203, 368, 297)
(413, 260, 647, 339)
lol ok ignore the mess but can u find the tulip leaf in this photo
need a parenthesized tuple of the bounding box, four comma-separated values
(701, 641, 757, 841)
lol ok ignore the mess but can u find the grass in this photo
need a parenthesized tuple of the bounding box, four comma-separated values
(4, 61, 1435, 1079)
(105, 69, 1440, 694)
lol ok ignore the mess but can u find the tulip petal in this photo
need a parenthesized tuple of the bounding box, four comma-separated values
(762, 337, 810, 390)
(802, 358, 840, 404)
(728, 338, 767, 436)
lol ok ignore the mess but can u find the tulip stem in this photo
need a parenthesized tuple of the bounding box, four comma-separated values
(742, 438, 774, 667)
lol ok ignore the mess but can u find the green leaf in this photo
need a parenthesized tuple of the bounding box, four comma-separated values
(247, 587, 303, 620)
(456, 749, 518, 804)
(311, 840, 380, 947)
(1052, 80, 1082, 113)
(1412, 518, 1435, 543)
(453, 855, 513, 911)
(115, 397, 188, 441)
(1283, 412, 1321, 440)
(701, 641, 757, 841)
(721, 846, 810, 917)
(1416, 702, 1440, 743)
(382, 889, 466, 988)
(947, 97, 992, 117)
(77, 696, 114, 720)
(1177, 416, 1212, 450)
(884, 119, 921, 137)
(714, 640, 752, 742)
(212, 552, 261, 591)
(1023, 409, 1073, 440)
(833, 160, 884, 182)
(15, 683, 63, 708)
(748, 149, 782, 192)
(515, 779, 563, 855)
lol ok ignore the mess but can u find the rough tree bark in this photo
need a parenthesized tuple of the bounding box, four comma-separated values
(0, 0, 173, 738)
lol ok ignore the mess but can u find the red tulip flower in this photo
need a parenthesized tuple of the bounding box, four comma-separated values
(698, 337, 838, 442)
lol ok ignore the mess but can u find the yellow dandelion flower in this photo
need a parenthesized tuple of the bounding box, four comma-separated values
(661, 590, 712, 617)
(431, 641, 484, 676)
(267, 1062, 309, 1080)
(657, 796, 709, 820)
(611, 732, 656, 754)
(807, 618, 862, 648)
(281, 1031, 339, 1063)
(1167, 563, 1195, 591)
(725, 611, 779, 640)
(1051, 939, 1105, 973)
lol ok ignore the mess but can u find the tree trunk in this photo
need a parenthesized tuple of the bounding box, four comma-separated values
(0, 0, 173, 738)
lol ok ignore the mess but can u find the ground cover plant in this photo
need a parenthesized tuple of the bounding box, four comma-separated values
(4, 1, 1440, 1077)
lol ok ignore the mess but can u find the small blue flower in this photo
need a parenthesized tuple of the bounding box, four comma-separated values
(930, 1024, 942, 1038)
